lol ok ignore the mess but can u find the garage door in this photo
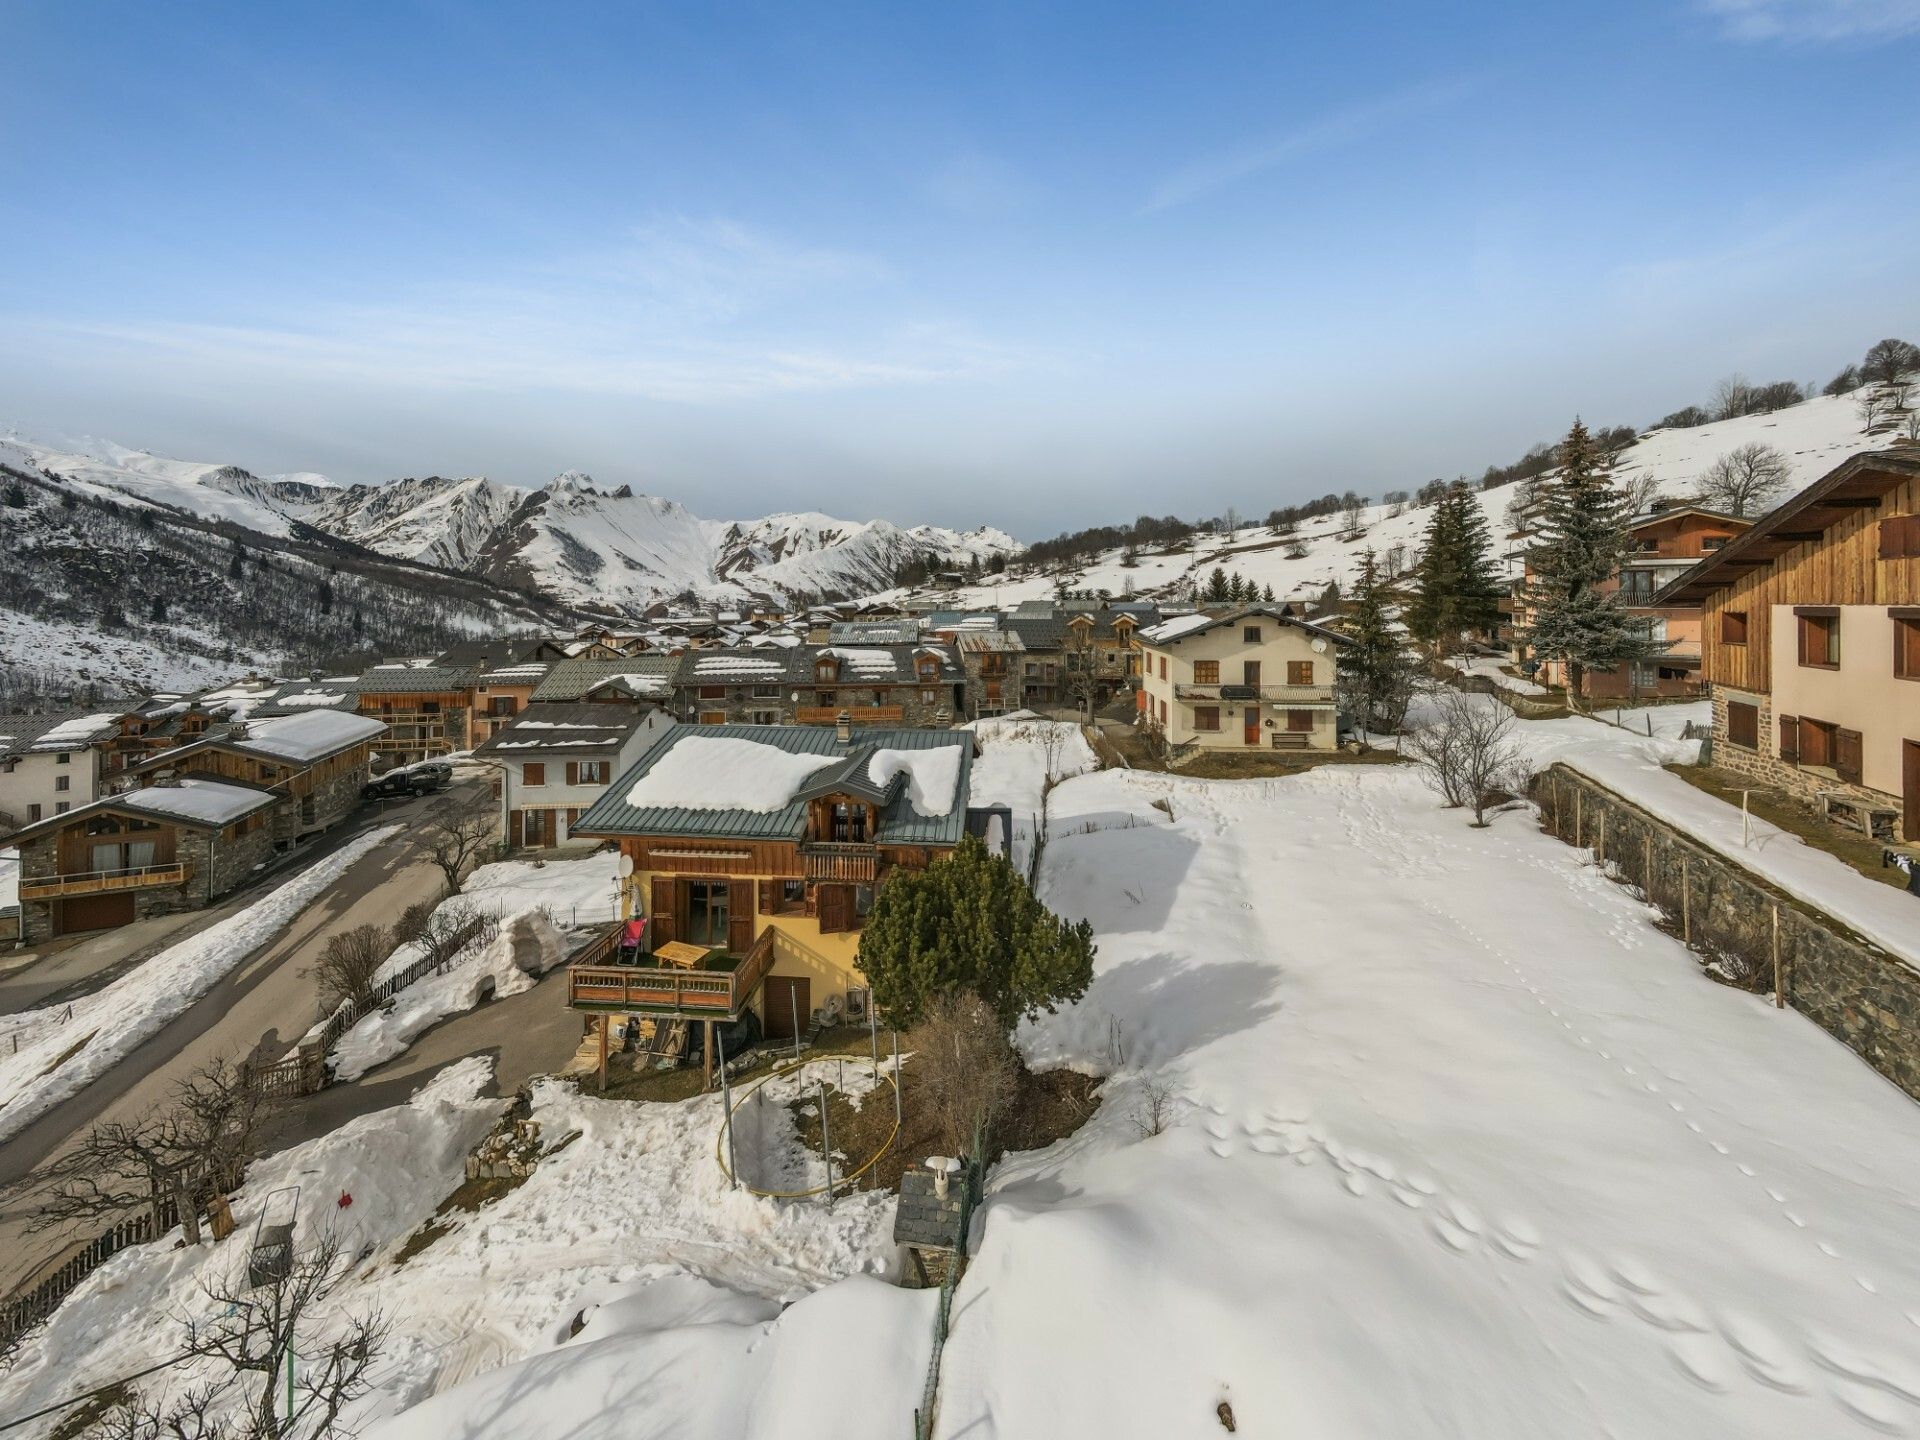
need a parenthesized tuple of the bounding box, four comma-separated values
(60, 892, 136, 934)
(764, 976, 810, 1039)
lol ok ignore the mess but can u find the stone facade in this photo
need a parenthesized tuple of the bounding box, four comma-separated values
(1537, 762, 1920, 1101)
(271, 764, 366, 846)
(1709, 688, 1903, 830)
(15, 818, 275, 945)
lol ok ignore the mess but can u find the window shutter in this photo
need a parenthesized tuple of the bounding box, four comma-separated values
(759, 878, 777, 913)
(1778, 715, 1799, 764)
(728, 879, 754, 953)
(565, 761, 578, 786)
(1836, 728, 1864, 785)
(1882, 518, 1905, 560)
(650, 877, 679, 945)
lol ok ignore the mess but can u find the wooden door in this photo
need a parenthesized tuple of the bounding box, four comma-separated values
(727, 880, 755, 955)
(1905, 740, 1920, 843)
(650, 877, 681, 946)
(60, 893, 135, 934)
(1243, 707, 1260, 746)
(764, 976, 810, 1038)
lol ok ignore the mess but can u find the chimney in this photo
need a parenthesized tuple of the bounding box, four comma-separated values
(152, 768, 181, 788)
(836, 711, 852, 745)
(228, 720, 248, 741)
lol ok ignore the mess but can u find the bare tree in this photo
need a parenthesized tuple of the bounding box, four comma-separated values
(1709, 373, 1755, 422)
(29, 1059, 267, 1248)
(1619, 468, 1662, 518)
(423, 792, 498, 891)
(1341, 495, 1367, 534)
(1859, 388, 1890, 432)
(1861, 337, 1920, 386)
(305, 924, 390, 1015)
(907, 991, 1021, 1158)
(419, 898, 495, 973)
(1695, 442, 1791, 518)
(1405, 688, 1530, 827)
(99, 1230, 388, 1439)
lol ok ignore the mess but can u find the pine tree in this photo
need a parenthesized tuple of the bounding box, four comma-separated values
(1336, 550, 1416, 748)
(149, 594, 168, 623)
(1226, 572, 1245, 602)
(1521, 418, 1662, 703)
(1318, 579, 1341, 613)
(1405, 483, 1503, 656)
(3, 478, 29, 508)
(1204, 567, 1230, 603)
(858, 835, 1095, 1029)
(1261, 582, 1276, 602)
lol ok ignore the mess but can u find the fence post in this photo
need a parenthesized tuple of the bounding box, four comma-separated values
(1682, 855, 1691, 943)
(1644, 834, 1652, 900)
(1772, 904, 1784, 1009)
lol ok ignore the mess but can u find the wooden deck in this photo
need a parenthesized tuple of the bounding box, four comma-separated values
(567, 925, 777, 1020)
(19, 862, 192, 900)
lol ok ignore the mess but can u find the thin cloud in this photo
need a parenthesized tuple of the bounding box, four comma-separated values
(1701, 0, 1920, 40)
(1142, 77, 1476, 214)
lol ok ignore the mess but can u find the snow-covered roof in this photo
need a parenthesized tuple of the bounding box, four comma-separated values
(117, 777, 279, 826)
(623, 736, 839, 812)
(867, 745, 964, 817)
(0, 710, 126, 758)
(233, 710, 388, 763)
(1138, 613, 1215, 645)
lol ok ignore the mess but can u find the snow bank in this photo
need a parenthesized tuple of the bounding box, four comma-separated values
(626, 736, 839, 812)
(0, 826, 401, 1144)
(367, 1275, 933, 1440)
(461, 849, 623, 927)
(331, 912, 566, 1081)
(964, 717, 1099, 876)
(868, 744, 964, 817)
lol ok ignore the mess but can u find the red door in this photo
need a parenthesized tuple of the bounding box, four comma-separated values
(1244, 707, 1261, 746)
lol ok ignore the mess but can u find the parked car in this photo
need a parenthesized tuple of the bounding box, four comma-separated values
(361, 772, 418, 801)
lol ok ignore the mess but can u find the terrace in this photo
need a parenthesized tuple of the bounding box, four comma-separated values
(19, 862, 192, 900)
(566, 924, 777, 1022)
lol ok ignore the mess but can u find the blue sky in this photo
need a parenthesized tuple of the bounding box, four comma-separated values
(2, 0, 1917, 535)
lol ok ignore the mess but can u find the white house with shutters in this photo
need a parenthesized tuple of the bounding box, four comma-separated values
(474, 702, 671, 849)
(1134, 605, 1349, 754)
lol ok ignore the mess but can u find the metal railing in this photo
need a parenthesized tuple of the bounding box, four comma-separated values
(1172, 682, 1335, 703)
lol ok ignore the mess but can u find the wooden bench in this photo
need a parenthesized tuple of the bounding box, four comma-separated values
(1820, 792, 1899, 841)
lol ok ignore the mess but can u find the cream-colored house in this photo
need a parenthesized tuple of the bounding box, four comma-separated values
(1135, 605, 1347, 752)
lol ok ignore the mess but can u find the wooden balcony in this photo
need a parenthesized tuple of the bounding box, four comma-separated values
(567, 926, 777, 1021)
(794, 706, 904, 725)
(1173, 683, 1335, 704)
(801, 841, 880, 883)
(20, 862, 191, 900)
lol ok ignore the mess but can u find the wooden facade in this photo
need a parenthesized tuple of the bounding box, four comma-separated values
(1691, 473, 1920, 695)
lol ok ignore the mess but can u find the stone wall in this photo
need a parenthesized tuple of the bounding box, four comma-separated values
(1536, 762, 1920, 1101)
(271, 764, 367, 845)
(1708, 690, 1900, 825)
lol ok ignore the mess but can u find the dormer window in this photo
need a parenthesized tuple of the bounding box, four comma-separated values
(816, 657, 839, 682)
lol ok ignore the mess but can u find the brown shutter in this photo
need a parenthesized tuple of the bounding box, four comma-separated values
(727, 879, 754, 954)
(508, 810, 523, 847)
(817, 883, 849, 934)
(1882, 518, 1905, 560)
(1778, 715, 1799, 764)
(565, 761, 578, 785)
(1836, 728, 1864, 785)
(759, 878, 777, 913)
(650, 877, 679, 945)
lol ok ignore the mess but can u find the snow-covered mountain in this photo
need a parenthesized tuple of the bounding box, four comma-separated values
(0, 431, 1019, 611)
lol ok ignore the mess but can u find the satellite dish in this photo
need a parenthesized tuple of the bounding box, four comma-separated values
(1310, 638, 1329, 653)
(616, 853, 634, 877)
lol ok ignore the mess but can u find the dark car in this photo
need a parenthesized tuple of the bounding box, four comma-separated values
(360, 772, 417, 801)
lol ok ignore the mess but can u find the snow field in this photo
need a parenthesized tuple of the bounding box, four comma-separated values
(936, 746, 1920, 1439)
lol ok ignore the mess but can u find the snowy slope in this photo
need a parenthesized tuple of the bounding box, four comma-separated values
(1, 429, 1019, 611)
(899, 388, 1886, 612)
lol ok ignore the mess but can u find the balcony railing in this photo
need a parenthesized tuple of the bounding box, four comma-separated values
(794, 706, 904, 725)
(1173, 683, 1335, 704)
(21, 862, 191, 900)
(801, 841, 880, 883)
(567, 926, 777, 1020)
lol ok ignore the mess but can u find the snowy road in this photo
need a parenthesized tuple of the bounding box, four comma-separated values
(938, 761, 1920, 1439)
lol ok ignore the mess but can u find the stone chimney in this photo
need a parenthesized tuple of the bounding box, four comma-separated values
(152, 768, 182, 788)
(836, 710, 852, 745)
(228, 720, 249, 741)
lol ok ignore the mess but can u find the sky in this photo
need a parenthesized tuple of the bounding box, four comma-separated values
(1, 0, 1918, 539)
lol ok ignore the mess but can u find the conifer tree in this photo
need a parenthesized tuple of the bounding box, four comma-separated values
(1204, 566, 1230, 602)
(858, 835, 1095, 1030)
(1336, 550, 1416, 748)
(1405, 483, 1504, 656)
(1520, 419, 1662, 703)
(1262, 582, 1276, 602)
(1226, 572, 1245, 601)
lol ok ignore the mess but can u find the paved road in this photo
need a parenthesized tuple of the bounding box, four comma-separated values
(0, 781, 494, 1293)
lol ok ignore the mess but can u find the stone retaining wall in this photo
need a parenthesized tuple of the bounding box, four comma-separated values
(1535, 762, 1920, 1101)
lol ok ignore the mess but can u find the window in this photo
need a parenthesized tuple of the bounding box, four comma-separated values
(523, 762, 546, 786)
(55, 802, 69, 814)
(56, 751, 70, 765)
(829, 802, 869, 842)
(1721, 610, 1748, 645)
(816, 690, 837, 705)
(1798, 717, 1838, 770)
(1701, 537, 1727, 552)
(1726, 700, 1758, 749)
(752, 684, 781, 699)
(54, 775, 69, 793)
(699, 685, 725, 700)
(1242, 660, 1262, 686)
(1193, 660, 1220, 685)
(577, 760, 607, 784)
(27, 803, 40, 822)
(1287, 661, 1313, 686)
(1193, 705, 1220, 731)
(1896, 614, 1920, 680)
(921, 688, 937, 703)
(685, 880, 730, 947)
(1158, 656, 1167, 680)
(1242, 625, 1262, 642)
(1797, 611, 1840, 668)
(1286, 709, 1315, 732)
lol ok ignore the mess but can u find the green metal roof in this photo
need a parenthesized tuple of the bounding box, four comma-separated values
(572, 722, 974, 847)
